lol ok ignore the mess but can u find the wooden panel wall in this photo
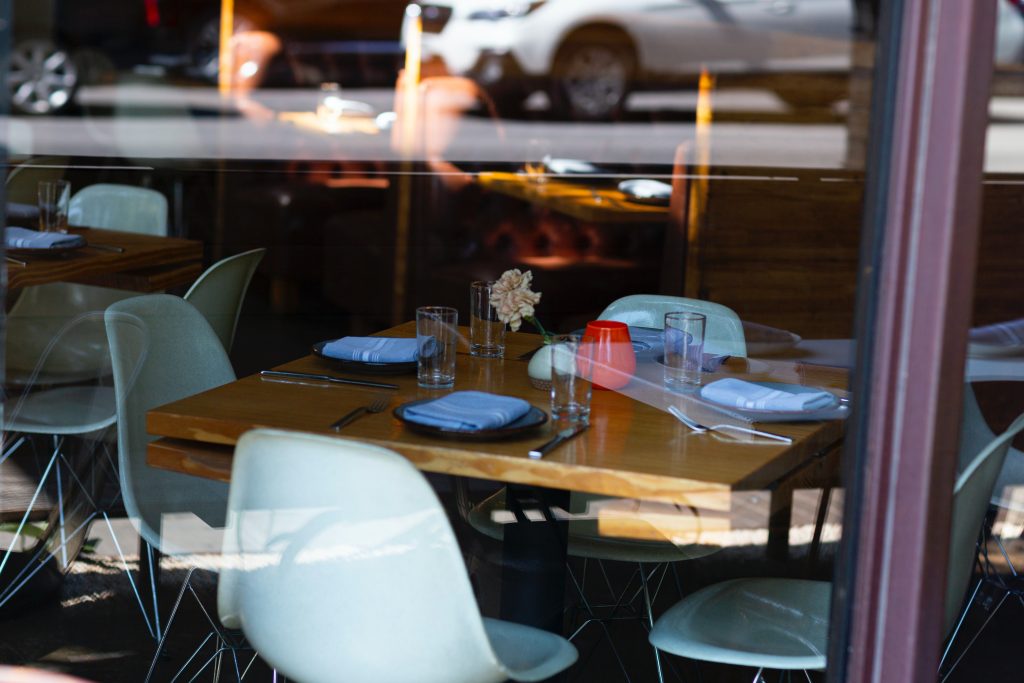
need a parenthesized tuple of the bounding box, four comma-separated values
(681, 168, 1024, 339)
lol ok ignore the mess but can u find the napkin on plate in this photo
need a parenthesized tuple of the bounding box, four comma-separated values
(322, 336, 420, 363)
(969, 319, 1024, 347)
(700, 378, 836, 412)
(5, 227, 84, 250)
(403, 391, 532, 431)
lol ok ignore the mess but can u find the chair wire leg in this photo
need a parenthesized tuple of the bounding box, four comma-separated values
(145, 567, 197, 683)
(938, 591, 1008, 683)
(640, 563, 666, 683)
(937, 578, 982, 673)
(751, 667, 765, 683)
(565, 562, 633, 682)
(0, 447, 59, 579)
(53, 437, 69, 569)
(803, 671, 814, 682)
(166, 632, 215, 683)
(103, 512, 157, 640)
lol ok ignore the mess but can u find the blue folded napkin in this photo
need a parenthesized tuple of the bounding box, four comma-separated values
(970, 318, 1024, 347)
(701, 378, 836, 412)
(403, 391, 532, 431)
(322, 336, 421, 363)
(5, 227, 84, 250)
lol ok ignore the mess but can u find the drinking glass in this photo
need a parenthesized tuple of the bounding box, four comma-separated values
(550, 334, 594, 424)
(469, 280, 505, 358)
(416, 306, 458, 389)
(663, 312, 706, 389)
(524, 138, 549, 187)
(317, 82, 345, 126)
(38, 180, 70, 233)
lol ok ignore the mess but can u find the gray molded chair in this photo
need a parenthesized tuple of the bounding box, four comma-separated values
(68, 183, 168, 235)
(218, 429, 577, 683)
(0, 312, 124, 613)
(5, 155, 70, 204)
(648, 396, 1024, 681)
(105, 294, 234, 552)
(105, 295, 235, 638)
(599, 294, 747, 357)
(183, 249, 266, 352)
(7, 183, 169, 384)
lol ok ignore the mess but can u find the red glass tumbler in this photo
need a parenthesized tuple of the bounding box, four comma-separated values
(583, 320, 636, 390)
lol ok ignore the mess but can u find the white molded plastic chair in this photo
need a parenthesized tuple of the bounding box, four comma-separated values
(599, 294, 747, 357)
(648, 397, 1024, 680)
(68, 183, 168, 235)
(7, 183, 169, 384)
(183, 249, 265, 352)
(0, 312, 125, 613)
(105, 295, 235, 640)
(219, 429, 578, 683)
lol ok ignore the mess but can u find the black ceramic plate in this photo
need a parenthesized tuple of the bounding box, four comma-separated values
(312, 340, 418, 375)
(393, 399, 548, 440)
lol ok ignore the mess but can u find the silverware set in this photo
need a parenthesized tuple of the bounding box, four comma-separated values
(331, 395, 391, 431)
(668, 405, 792, 444)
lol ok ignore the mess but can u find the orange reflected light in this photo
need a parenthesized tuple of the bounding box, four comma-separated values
(687, 68, 714, 246)
(218, 0, 236, 94)
(400, 7, 423, 157)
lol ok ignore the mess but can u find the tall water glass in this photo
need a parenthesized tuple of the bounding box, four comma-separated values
(38, 180, 70, 233)
(550, 334, 594, 424)
(469, 281, 505, 358)
(416, 306, 458, 389)
(664, 312, 706, 390)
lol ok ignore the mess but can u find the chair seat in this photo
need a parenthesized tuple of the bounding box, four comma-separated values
(649, 578, 830, 671)
(5, 386, 116, 435)
(469, 489, 720, 563)
(482, 617, 578, 682)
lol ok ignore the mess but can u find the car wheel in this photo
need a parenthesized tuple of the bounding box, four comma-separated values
(550, 30, 635, 121)
(8, 40, 79, 115)
(187, 12, 257, 81)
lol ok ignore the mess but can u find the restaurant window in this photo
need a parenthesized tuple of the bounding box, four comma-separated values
(0, 1, 1016, 681)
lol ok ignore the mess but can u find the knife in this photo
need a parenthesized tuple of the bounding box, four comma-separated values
(259, 370, 398, 391)
(529, 424, 589, 459)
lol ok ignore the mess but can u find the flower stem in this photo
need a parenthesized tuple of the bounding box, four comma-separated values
(526, 316, 553, 343)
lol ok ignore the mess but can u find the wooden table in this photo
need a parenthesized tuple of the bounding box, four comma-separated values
(477, 172, 671, 224)
(7, 227, 203, 292)
(146, 323, 847, 633)
(147, 323, 846, 502)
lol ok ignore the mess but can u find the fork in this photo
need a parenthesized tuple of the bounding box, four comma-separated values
(668, 405, 792, 444)
(330, 395, 390, 431)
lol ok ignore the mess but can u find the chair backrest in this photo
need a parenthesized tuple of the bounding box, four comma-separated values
(104, 295, 235, 551)
(599, 294, 747, 357)
(184, 249, 265, 352)
(68, 184, 168, 235)
(6, 283, 137, 381)
(5, 156, 70, 204)
(945, 407, 1024, 632)
(219, 429, 512, 683)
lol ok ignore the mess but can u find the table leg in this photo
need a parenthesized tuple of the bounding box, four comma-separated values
(499, 484, 570, 634)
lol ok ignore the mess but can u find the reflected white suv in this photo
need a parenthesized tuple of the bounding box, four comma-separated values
(406, 0, 1024, 120)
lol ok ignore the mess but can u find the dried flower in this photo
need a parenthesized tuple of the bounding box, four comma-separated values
(489, 269, 548, 337)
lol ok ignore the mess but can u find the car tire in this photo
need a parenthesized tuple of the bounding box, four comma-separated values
(186, 11, 257, 82)
(549, 28, 635, 121)
(8, 40, 79, 115)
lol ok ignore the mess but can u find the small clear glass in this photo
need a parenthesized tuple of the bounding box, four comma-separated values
(469, 280, 505, 358)
(317, 82, 345, 125)
(38, 180, 70, 233)
(550, 334, 594, 424)
(416, 306, 458, 389)
(524, 138, 549, 187)
(664, 312, 706, 390)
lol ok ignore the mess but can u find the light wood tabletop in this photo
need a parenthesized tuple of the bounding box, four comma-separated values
(7, 227, 203, 291)
(476, 172, 671, 224)
(146, 323, 848, 506)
